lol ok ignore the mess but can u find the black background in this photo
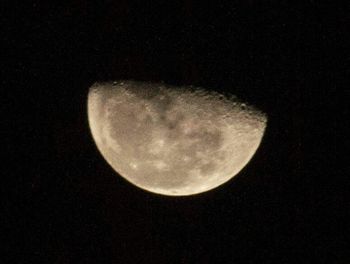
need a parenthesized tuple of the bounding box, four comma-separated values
(3, 1, 346, 263)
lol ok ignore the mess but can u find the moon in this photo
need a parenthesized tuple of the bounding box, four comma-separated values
(87, 81, 267, 196)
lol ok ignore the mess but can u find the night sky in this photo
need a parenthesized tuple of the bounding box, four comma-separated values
(3, 1, 346, 263)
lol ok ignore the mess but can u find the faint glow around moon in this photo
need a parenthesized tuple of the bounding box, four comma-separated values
(87, 80, 267, 196)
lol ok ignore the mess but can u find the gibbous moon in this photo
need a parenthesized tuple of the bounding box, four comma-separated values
(88, 81, 267, 196)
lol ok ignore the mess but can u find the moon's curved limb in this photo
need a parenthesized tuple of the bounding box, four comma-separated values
(88, 81, 267, 196)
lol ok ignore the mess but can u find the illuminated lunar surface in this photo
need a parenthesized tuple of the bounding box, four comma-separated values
(87, 81, 267, 196)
